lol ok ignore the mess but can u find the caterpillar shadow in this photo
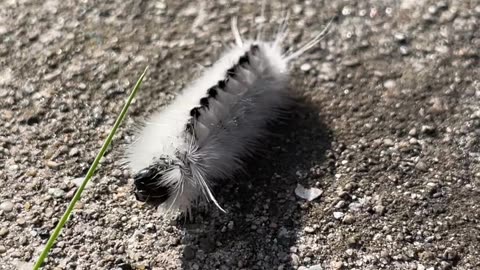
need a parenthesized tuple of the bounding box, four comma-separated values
(179, 98, 332, 270)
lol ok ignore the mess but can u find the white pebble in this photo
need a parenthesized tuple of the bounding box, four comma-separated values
(295, 184, 323, 201)
(48, 188, 65, 198)
(0, 201, 14, 212)
(300, 63, 312, 71)
(333, 212, 344, 219)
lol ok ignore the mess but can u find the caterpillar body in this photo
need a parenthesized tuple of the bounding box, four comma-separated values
(126, 16, 331, 214)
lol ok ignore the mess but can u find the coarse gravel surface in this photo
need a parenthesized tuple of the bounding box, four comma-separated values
(1, 0, 479, 269)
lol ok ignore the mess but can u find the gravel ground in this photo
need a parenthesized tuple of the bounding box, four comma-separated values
(1, 0, 479, 269)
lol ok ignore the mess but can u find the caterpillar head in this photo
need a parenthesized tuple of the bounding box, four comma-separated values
(133, 167, 168, 204)
(130, 149, 220, 213)
(132, 157, 176, 205)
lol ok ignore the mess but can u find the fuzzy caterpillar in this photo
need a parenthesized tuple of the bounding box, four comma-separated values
(125, 13, 332, 214)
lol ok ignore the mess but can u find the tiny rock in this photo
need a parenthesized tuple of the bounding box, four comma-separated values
(415, 161, 428, 172)
(0, 201, 14, 212)
(304, 226, 315, 234)
(421, 125, 436, 135)
(295, 184, 323, 201)
(374, 205, 385, 215)
(333, 212, 344, 219)
(68, 148, 80, 157)
(45, 160, 61, 169)
(300, 63, 312, 71)
(342, 214, 355, 224)
(290, 253, 300, 266)
(0, 228, 8, 236)
(408, 128, 418, 136)
(384, 80, 396, 89)
(48, 188, 65, 198)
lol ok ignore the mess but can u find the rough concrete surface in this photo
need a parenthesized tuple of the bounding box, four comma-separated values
(0, 0, 479, 269)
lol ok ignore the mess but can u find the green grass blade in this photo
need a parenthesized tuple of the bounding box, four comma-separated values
(33, 67, 148, 269)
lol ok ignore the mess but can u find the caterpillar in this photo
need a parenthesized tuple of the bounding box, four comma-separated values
(125, 12, 332, 214)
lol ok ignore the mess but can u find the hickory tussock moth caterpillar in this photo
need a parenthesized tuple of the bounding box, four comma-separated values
(125, 11, 332, 214)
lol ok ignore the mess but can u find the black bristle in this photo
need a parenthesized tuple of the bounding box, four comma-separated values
(226, 67, 236, 77)
(239, 54, 249, 66)
(200, 97, 209, 108)
(218, 80, 227, 89)
(190, 107, 201, 118)
(207, 87, 218, 98)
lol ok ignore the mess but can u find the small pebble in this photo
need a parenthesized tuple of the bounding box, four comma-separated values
(335, 200, 346, 208)
(46, 160, 61, 169)
(43, 208, 53, 219)
(400, 46, 410, 55)
(342, 59, 360, 67)
(374, 205, 385, 215)
(384, 80, 396, 89)
(333, 212, 344, 219)
(68, 148, 80, 157)
(0, 228, 8, 236)
(394, 33, 407, 42)
(17, 217, 26, 225)
(300, 63, 312, 71)
(347, 235, 360, 246)
(421, 125, 435, 135)
(342, 214, 355, 224)
(11, 251, 22, 258)
(290, 253, 300, 266)
(19, 236, 28, 245)
(408, 128, 418, 136)
(0, 201, 14, 212)
(304, 226, 315, 233)
(66, 189, 76, 199)
(383, 138, 394, 146)
(26, 169, 37, 177)
(48, 188, 65, 198)
(415, 161, 428, 172)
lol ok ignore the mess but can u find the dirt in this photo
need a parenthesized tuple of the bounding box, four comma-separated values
(0, 0, 479, 269)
